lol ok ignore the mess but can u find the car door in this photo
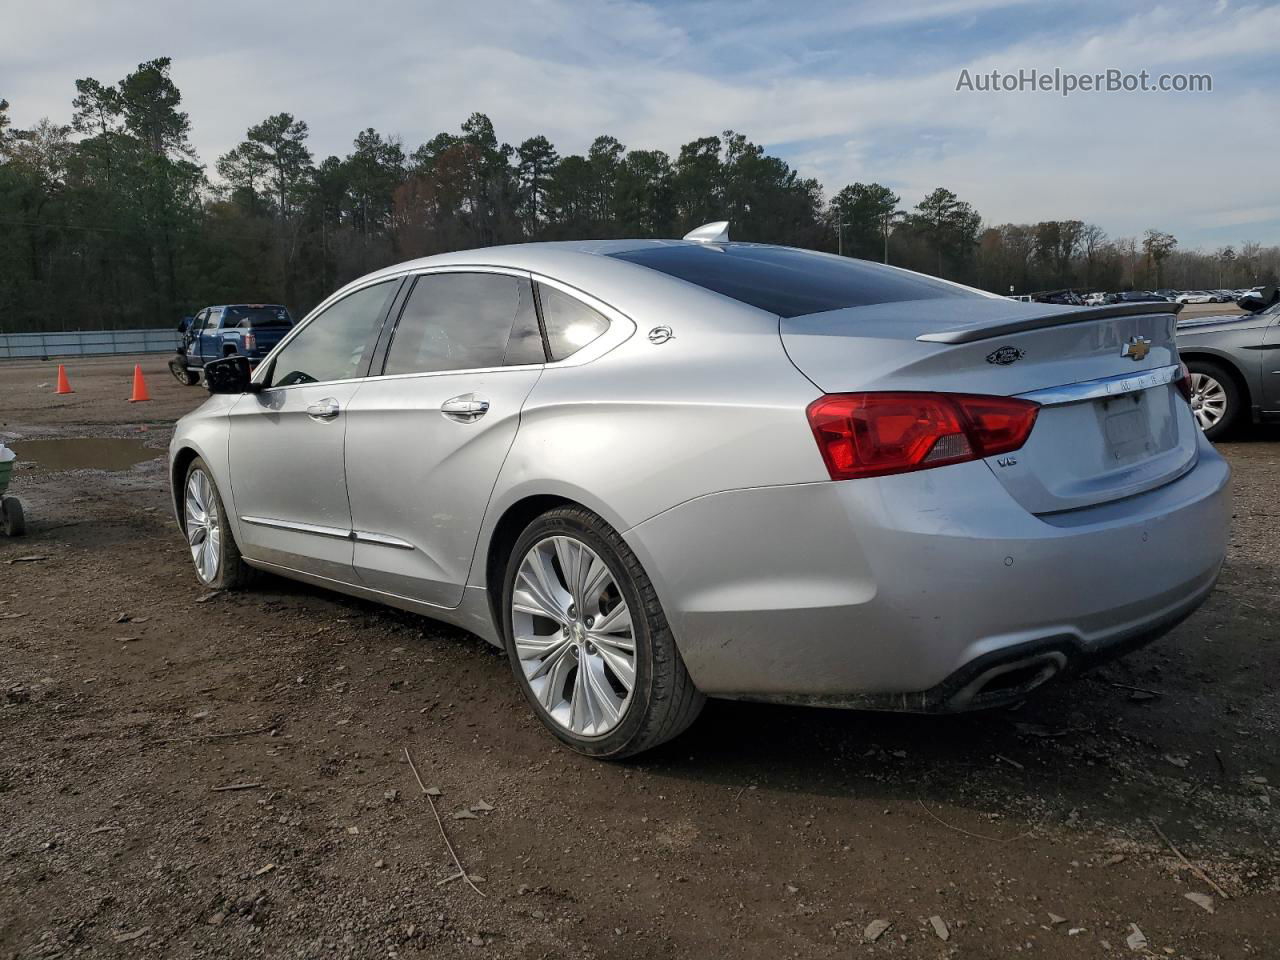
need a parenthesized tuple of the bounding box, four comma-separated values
(184, 310, 208, 366)
(343, 269, 547, 607)
(199, 308, 225, 364)
(1263, 305, 1280, 412)
(226, 278, 402, 581)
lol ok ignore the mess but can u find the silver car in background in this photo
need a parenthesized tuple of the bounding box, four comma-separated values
(1176, 294, 1280, 439)
(170, 225, 1230, 758)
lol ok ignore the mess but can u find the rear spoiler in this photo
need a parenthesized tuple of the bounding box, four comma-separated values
(917, 301, 1183, 345)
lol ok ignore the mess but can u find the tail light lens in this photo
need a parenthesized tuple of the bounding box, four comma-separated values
(1175, 361, 1192, 403)
(806, 392, 1040, 481)
(243, 332, 257, 351)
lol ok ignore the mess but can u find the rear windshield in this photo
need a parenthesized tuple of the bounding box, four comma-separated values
(607, 244, 981, 318)
(225, 305, 292, 327)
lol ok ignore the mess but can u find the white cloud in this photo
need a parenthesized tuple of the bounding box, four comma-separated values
(3, 0, 1277, 247)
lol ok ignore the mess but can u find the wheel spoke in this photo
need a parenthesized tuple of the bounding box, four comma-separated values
(568, 659, 591, 732)
(553, 537, 585, 607)
(518, 547, 571, 624)
(577, 654, 621, 732)
(188, 524, 207, 546)
(535, 644, 575, 712)
(185, 489, 206, 526)
(591, 598, 631, 637)
(593, 641, 635, 692)
(199, 536, 215, 579)
(579, 553, 613, 610)
(514, 575, 569, 626)
(516, 631, 570, 667)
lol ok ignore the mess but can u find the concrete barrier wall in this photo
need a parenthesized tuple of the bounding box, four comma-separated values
(0, 329, 180, 359)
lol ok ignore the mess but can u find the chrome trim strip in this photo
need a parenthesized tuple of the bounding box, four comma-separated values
(1017, 364, 1180, 406)
(352, 530, 416, 550)
(252, 264, 636, 392)
(239, 515, 353, 540)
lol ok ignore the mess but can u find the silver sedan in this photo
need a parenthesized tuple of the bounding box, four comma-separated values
(170, 225, 1230, 757)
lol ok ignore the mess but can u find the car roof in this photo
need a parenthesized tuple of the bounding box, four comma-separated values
(207, 303, 288, 309)
(339, 240, 784, 329)
(340, 239, 992, 325)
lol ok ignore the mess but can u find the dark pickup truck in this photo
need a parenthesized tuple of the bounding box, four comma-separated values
(169, 304, 294, 385)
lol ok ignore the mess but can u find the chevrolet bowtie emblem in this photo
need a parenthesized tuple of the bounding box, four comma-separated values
(1122, 336, 1152, 361)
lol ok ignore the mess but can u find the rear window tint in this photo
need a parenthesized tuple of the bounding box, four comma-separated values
(225, 305, 292, 327)
(607, 244, 980, 318)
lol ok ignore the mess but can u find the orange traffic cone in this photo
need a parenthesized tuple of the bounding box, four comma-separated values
(55, 364, 74, 394)
(128, 364, 152, 403)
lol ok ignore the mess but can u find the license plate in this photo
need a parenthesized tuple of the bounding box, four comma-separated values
(1103, 404, 1150, 462)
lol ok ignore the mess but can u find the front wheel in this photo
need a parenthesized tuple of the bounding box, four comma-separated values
(1186, 361, 1240, 441)
(183, 458, 251, 590)
(501, 506, 704, 758)
(169, 356, 198, 386)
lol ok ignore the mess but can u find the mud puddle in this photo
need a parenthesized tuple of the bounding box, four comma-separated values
(11, 437, 159, 472)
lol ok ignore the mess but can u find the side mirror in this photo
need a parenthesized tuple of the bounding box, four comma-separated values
(204, 355, 259, 394)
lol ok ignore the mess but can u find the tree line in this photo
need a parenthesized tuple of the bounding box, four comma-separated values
(2, 57, 1277, 333)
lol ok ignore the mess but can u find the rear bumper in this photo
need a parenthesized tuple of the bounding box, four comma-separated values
(624, 435, 1230, 708)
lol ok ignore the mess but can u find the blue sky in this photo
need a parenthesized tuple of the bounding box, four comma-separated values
(6, 0, 1279, 249)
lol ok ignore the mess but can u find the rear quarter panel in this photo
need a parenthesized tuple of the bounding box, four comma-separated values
(472, 299, 825, 592)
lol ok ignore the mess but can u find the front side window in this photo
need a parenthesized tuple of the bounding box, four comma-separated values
(383, 272, 542, 376)
(538, 284, 610, 360)
(268, 280, 397, 387)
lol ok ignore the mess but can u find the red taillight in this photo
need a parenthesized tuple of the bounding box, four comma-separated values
(806, 392, 1040, 481)
(1175, 361, 1192, 403)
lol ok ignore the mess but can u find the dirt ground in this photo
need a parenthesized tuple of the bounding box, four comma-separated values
(0, 353, 1277, 960)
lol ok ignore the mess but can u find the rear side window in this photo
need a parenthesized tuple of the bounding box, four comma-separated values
(538, 285, 610, 360)
(384, 272, 542, 376)
(607, 243, 981, 318)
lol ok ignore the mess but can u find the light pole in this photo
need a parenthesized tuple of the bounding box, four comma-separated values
(837, 220, 848, 257)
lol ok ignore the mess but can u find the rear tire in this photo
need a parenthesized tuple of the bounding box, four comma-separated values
(183, 458, 252, 590)
(2, 497, 25, 537)
(1186, 360, 1241, 441)
(501, 506, 704, 759)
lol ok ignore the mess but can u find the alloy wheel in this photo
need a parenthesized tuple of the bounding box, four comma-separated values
(510, 536, 636, 737)
(184, 468, 222, 583)
(1189, 372, 1228, 431)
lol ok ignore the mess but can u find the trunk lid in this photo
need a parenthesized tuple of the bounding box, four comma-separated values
(781, 299, 1196, 514)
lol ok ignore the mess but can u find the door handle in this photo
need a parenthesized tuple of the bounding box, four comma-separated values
(440, 394, 490, 423)
(306, 398, 341, 421)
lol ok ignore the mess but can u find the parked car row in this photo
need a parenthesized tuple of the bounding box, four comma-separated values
(168, 227, 1232, 758)
(1078, 287, 1266, 307)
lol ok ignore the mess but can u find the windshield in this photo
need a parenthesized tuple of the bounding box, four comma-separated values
(225, 305, 292, 327)
(607, 243, 982, 318)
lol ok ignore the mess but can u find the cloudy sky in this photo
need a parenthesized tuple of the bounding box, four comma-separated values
(5, 0, 1278, 248)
